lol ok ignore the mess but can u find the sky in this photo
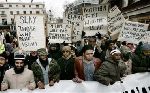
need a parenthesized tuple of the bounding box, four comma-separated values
(0, 0, 76, 18)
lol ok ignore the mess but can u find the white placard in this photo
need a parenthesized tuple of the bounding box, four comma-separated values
(15, 14, 46, 51)
(0, 32, 4, 44)
(83, 4, 108, 36)
(47, 23, 72, 43)
(108, 6, 125, 40)
(118, 21, 149, 44)
(63, 13, 84, 42)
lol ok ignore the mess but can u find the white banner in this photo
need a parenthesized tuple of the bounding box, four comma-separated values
(63, 14, 84, 42)
(15, 15, 46, 51)
(83, 4, 108, 36)
(3, 72, 150, 93)
(118, 21, 149, 44)
(108, 6, 125, 40)
(47, 23, 72, 43)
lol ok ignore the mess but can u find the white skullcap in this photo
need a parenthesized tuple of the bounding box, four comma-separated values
(110, 49, 121, 55)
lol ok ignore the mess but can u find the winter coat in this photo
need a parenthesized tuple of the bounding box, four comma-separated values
(57, 57, 75, 80)
(31, 58, 60, 84)
(75, 56, 101, 80)
(1, 68, 36, 90)
(94, 58, 126, 85)
(131, 53, 150, 73)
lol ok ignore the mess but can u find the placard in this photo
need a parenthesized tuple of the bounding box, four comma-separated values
(15, 14, 46, 51)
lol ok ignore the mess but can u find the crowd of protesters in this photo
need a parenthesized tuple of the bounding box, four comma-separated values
(0, 30, 150, 91)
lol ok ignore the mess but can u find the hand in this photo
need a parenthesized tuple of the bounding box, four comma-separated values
(72, 78, 82, 83)
(1, 84, 8, 91)
(37, 81, 45, 89)
(49, 80, 54, 86)
(27, 85, 35, 90)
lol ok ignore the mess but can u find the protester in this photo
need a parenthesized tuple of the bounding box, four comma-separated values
(31, 48, 60, 89)
(88, 36, 102, 59)
(94, 49, 126, 85)
(100, 40, 116, 62)
(48, 43, 62, 61)
(1, 53, 36, 90)
(0, 52, 9, 91)
(24, 51, 38, 70)
(73, 45, 101, 83)
(131, 42, 150, 73)
(57, 46, 75, 80)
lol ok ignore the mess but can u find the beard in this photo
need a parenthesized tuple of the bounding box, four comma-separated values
(14, 66, 24, 74)
(39, 58, 48, 69)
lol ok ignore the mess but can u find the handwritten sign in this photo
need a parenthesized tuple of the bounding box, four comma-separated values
(47, 23, 72, 43)
(15, 15, 46, 51)
(63, 13, 83, 42)
(83, 4, 108, 36)
(118, 21, 149, 44)
(108, 6, 125, 40)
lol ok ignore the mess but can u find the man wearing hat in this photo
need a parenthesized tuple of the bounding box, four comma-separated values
(31, 48, 60, 89)
(1, 53, 36, 90)
(94, 49, 126, 85)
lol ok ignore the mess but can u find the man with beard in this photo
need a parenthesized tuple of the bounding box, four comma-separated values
(1, 53, 36, 90)
(31, 48, 60, 89)
(0, 52, 9, 91)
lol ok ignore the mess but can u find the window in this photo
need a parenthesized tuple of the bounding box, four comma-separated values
(16, 11, 19, 14)
(16, 5, 18, 7)
(36, 11, 40, 14)
(36, 5, 39, 8)
(22, 5, 25, 7)
(29, 5, 31, 7)
(10, 11, 13, 15)
(2, 19, 7, 25)
(30, 11, 32, 14)
(9, 5, 12, 7)
(23, 11, 26, 14)
(1, 11, 5, 15)
(0, 4, 3, 7)
(11, 18, 14, 24)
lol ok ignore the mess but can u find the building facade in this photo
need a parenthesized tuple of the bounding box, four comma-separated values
(0, 2, 46, 31)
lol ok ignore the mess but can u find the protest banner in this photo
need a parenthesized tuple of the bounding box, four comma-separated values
(108, 6, 125, 40)
(63, 13, 83, 42)
(15, 14, 46, 51)
(118, 21, 149, 44)
(83, 4, 108, 36)
(3, 72, 150, 93)
(47, 23, 72, 43)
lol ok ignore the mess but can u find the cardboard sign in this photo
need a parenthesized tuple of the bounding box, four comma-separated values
(63, 14, 84, 42)
(15, 14, 46, 51)
(47, 23, 72, 43)
(108, 6, 125, 40)
(118, 21, 149, 44)
(83, 4, 108, 36)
